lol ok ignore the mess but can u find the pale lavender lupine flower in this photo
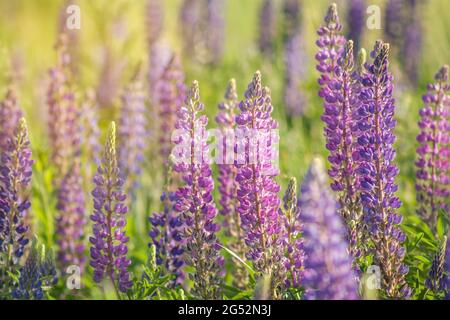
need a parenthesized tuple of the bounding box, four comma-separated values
(216, 79, 248, 288)
(205, 0, 225, 65)
(146, 0, 164, 47)
(415, 65, 449, 230)
(300, 158, 358, 300)
(90, 122, 132, 293)
(0, 118, 33, 267)
(354, 41, 410, 298)
(118, 71, 148, 194)
(47, 34, 80, 181)
(0, 87, 23, 153)
(56, 161, 86, 271)
(284, 33, 308, 118)
(157, 55, 186, 164)
(172, 81, 223, 299)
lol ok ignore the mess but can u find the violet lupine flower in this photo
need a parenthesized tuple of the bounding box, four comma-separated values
(118, 72, 147, 194)
(258, 0, 276, 57)
(316, 3, 346, 103)
(354, 41, 410, 298)
(384, 0, 405, 53)
(172, 81, 222, 299)
(157, 55, 186, 165)
(426, 236, 447, 294)
(90, 122, 132, 294)
(346, 0, 365, 51)
(47, 34, 80, 181)
(280, 177, 304, 289)
(79, 89, 100, 167)
(56, 161, 86, 271)
(284, 33, 308, 117)
(216, 79, 248, 288)
(300, 158, 359, 300)
(179, 0, 203, 60)
(0, 87, 23, 154)
(148, 190, 184, 287)
(320, 40, 364, 263)
(145, 0, 164, 47)
(282, 0, 300, 42)
(205, 0, 225, 65)
(445, 235, 450, 300)
(235, 71, 284, 297)
(415, 65, 449, 230)
(402, 1, 422, 87)
(0, 118, 33, 267)
(148, 43, 172, 109)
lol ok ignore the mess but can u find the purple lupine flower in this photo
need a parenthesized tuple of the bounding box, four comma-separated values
(205, 0, 225, 65)
(145, 0, 164, 47)
(316, 3, 346, 102)
(235, 71, 284, 297)
(445, 235, 450, 300)
(0, 87, 23, 154)
(300, 158, 358, 300)
(148, 42, 172, 109)
(402, 1, 422, 86)
(47, 34, 80, 181)
(282, 0, 300, 42)
(148, 190, 185, 287)
(96, 47, 126, 109)
(384, 0, 405, 51)
(56, 161, 86, 271)
(320, 40, 365, 263)
(346, 0, 365, 51)
(157, 55, 186, 164)
(0, 118, 33, 267)
(89, 122, 132, 294)
(216, 79, 248, 288)
(415, 65, 449, 230)
(179, 0, 203, 60)
(79, 89, 100, 167)
(12, 239, 58, 300)
(280, 177, 304, 289)
(118, 71, 148, 194)
(172, 81, 222, 299)
(354, 41, 410, 298)
(258, 0, 276, 57)
(284, 33, 308, 117)
(425, 236, 447, 294)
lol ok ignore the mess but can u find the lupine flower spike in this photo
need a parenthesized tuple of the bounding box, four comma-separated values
(0, 87, 23, 153)
(235, 71, 284, 297)
(119, 67, 148, 195)
(316, 3, 346, 96)
(415, 65, 449, 230)
(216, 79, 247, 288)
(172, 81, 223, 299)
(300, 158, 358, 300)
(145, 0, 164, 47)
(354, 41, 410, 298)
(426, 236, 447, 295)
(56, 160, 86, 272)
(280, 177, 304, 289)
(347, 0, 365, 51)
(0, 118, 33, 267)
(47, 34, 80, 182)
(320, 40, 364, 264)
(258, 0, 276, 57)
(90, 122, 132, 294)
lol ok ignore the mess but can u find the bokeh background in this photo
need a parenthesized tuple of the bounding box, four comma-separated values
(0, 0, 449, 299)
